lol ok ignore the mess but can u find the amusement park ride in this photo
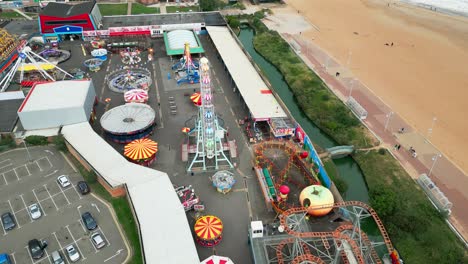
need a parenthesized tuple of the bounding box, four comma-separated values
(0, 44, 72, 92)
(249, 141, 402, 264)
(172, 43, 200, 85)
(186, 57, 234, 172)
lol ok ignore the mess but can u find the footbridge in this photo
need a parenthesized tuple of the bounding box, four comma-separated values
(326, 145, 354, 159)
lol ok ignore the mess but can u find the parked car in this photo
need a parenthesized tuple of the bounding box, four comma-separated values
(28, 239, 45, 259)
(77, 181, 90, 195)
(0, 253, 11, 264)
(28, 204, 42, 220)
(81, 212, 97, 230)
(91, 232, 106, 249)
(1, 212, 15, 231)
(57, 175, 71, 188)
(65, 245, 80, 262)
(50, 250, 64, 264)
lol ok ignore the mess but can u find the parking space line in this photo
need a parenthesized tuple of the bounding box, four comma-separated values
(44, 184, 59, 211)
(77, 219, 87, 233)
(96, 227, 111, 247)
(71, 184, 82, 199)
(44, 156, 53, 168)
(0, 162, 12, 170)
(0, 159, 11, 164)
(0, 215, 6, 236)
(7, 200, 20, 229)
(52, 232, 64, 249)
(65, 225, 86, 261)
(35, 159, 43, 171)
(24, 165, 31, 176)
(44, 169, 58, 178)
(32, 189, 47, 217)
(88, 236, 99, 254)
(10, 252, 16, 264)
(41, 249, 52, 264)
(1, 173, 7, 185)
(12, 168, 20, 181)
(25, 245, 35, 264)
(20, 194, 33, 223)
(57, 182, 71, 205)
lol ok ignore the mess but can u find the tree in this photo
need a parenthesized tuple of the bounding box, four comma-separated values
(228, 17, 240, 29)
(200, 0, 218, 11)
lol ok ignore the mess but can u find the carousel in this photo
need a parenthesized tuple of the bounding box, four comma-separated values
(124, 89, 148, 103)
(38, 49, 71, 64)
(211, 170, 236, 194)
(107, 68, 152, 93)
(124, 138, 158, 166)
(91, 48, 108, 61)
(120, 49, 141, 65)
(83, 58, 103, 72)
(100, 103, 156, 143)
(194, 215, 223, 247)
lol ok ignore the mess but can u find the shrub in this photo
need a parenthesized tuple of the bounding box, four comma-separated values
(25, 135, 48, 145)
(53, 135, 68, 152)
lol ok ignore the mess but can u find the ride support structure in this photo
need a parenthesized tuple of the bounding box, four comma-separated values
(187, 57, 233, 172)
(173, 43, 200, 85)
(0, 45, 72, 92)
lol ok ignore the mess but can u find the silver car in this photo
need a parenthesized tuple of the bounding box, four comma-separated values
(57, 175, 71, 188)
(91, 232, 106, 249)
(29, 204, 42, 220)
(65, 245, 80, 262)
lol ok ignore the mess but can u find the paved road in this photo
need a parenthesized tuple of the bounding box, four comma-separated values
(280, 32, 468, 240)
(0, 146, 128, 264)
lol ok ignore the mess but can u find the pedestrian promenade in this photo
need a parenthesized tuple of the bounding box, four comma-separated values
(280, 32, 468, 241)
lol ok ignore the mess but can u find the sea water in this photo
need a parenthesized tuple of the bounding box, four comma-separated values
(401, 0, 468, 16)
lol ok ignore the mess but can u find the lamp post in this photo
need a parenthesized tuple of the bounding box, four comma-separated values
(429, 153, 442, 177)
(427, 116, 437, 140)
(384, 111, 394, 131)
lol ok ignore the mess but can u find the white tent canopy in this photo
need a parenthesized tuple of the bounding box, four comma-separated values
(167, 29, 199, 50)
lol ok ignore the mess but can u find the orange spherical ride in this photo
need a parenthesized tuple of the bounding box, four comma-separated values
(299, 185, 334, 216)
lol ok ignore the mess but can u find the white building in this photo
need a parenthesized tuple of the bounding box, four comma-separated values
(17, 80, 96, 130)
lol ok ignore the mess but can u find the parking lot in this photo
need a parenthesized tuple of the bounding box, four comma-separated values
(0, 146, 128, 264)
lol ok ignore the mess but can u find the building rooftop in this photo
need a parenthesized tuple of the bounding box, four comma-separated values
(62, 122, 200, 263)
(206, 26, 287, 120)
(0, 91, 24, 132)
(40, 0, 96, 17)
(102, 11, 226, 28)
(18, 80, 92, 113)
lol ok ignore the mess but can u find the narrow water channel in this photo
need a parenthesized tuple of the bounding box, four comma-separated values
(238, 27, 369, 203)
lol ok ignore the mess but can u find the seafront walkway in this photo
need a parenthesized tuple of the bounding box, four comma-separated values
(279, 32, 468, 241)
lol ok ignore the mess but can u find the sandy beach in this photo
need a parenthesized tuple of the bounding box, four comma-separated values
(281, 0, 468, 175)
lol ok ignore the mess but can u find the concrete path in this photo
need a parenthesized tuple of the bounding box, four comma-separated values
(276, 31, 468, 241)
(12, 8, 32, 20)
(160, 3, 167, 14)
(127, 1, 132, 15)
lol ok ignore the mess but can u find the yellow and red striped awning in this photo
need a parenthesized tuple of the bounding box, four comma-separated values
(190, 92, 201, 105)
(124, 138, 158, 160)
(194, 215, 223, 241)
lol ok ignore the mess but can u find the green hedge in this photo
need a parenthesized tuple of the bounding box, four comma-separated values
(354, 150, 467, 263)
(25, 135, 48, 145)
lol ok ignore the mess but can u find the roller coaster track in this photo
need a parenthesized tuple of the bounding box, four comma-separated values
(279, 202, 394, 257)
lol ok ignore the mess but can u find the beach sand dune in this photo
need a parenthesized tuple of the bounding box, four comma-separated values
(283, 0, 468, 174)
